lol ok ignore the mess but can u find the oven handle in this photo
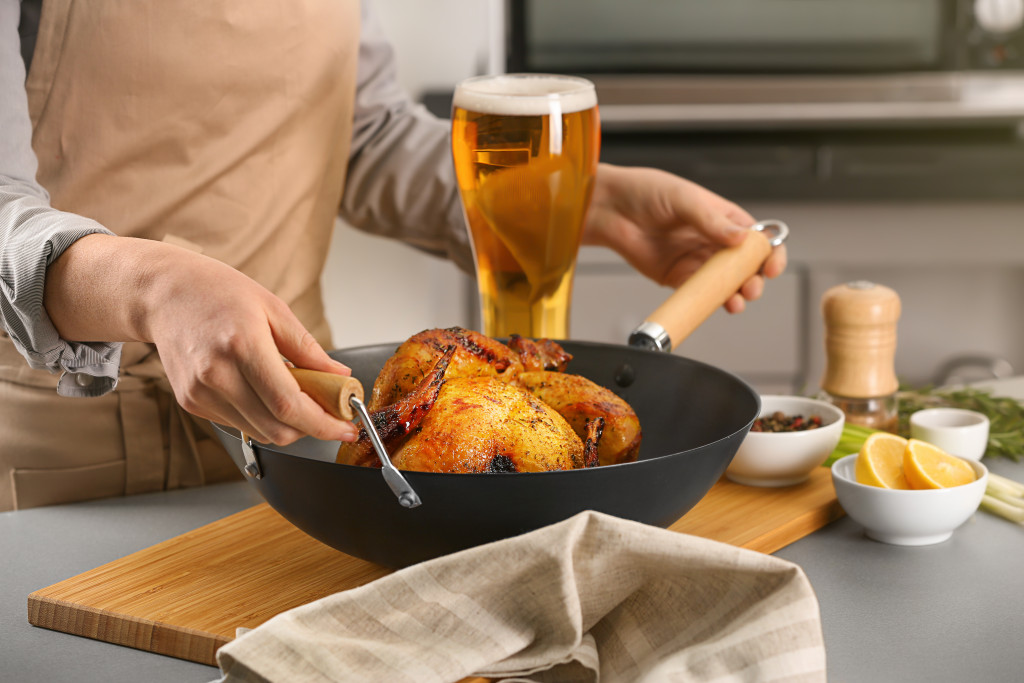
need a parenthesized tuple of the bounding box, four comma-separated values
(599, 101, 1024, 131)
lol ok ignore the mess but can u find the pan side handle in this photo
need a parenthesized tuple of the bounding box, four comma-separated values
(629, 221, 786, 353)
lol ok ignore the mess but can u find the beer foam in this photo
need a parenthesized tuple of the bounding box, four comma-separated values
(453, 75, 597, 116)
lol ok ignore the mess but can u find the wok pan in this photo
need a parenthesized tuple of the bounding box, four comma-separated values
(212, 222, 787, 568)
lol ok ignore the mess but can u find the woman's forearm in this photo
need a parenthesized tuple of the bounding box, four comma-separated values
(43, 233, 158, 343)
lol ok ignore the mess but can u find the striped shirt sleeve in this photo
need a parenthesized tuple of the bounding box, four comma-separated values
(0, 0, 120, 398)
(341, 0, 474, 275)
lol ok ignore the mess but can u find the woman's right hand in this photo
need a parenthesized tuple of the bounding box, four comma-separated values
(45, 234, 359, 445)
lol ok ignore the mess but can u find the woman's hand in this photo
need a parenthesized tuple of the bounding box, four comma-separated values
(45, 234, 359, 445)
(583, 164, 787, 313)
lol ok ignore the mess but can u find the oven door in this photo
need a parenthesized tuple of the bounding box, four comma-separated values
(507, 0, 957, 75)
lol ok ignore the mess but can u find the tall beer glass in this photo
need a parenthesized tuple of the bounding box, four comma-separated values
(452, 74, 600, 339)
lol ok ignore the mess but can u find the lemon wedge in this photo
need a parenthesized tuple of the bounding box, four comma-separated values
(904, 439, 977, 489)
(855, 432, 910, 489)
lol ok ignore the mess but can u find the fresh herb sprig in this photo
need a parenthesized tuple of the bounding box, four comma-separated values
(897, 386, 1024, 461)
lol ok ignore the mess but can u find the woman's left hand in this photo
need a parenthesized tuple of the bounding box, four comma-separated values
(582, 163, 787, 313)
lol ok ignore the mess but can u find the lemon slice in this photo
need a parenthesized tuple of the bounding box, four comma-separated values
(904, 439, 977, 489)
(855, 432, 910, 489)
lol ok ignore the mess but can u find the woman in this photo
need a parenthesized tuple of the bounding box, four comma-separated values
(0, 0, 785, 510)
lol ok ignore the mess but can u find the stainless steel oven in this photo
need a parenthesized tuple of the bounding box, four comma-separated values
(508, 0, 1024, 75)
(500, 0, 1024, 200)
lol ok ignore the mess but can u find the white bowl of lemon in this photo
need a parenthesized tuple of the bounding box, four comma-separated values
(831, 433, 988, 546)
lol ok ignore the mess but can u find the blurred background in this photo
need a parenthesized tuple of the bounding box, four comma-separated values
(325, 0, 1024, 395)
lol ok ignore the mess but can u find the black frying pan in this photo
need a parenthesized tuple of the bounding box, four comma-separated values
(211, 222, 788, 568)
(213, 341, 758, 568)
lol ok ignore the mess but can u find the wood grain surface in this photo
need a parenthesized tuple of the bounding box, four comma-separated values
(28, 467, 842, 673)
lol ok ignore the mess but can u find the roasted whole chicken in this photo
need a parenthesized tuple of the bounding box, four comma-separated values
(336, 327, 641, 473)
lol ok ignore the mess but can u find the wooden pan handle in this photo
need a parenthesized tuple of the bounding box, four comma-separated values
(288, 368, 364, 421)
(643, 228, 773, 351)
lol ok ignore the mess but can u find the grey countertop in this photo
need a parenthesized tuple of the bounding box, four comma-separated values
(0, 483, 263, 683)
(778, 456, 1024, 683)
(3, 393, 1024, 682)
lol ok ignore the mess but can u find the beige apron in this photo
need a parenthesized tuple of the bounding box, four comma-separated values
(0, 0, 360, 511)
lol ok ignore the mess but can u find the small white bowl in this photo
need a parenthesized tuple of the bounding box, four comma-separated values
(831, 453, 988, 546)
(909, 408, 989, 461)
(726, 395, 845, 487)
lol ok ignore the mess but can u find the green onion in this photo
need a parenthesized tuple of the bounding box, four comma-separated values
(981, 473, 1024, 525)
(823, 423, 878, 467)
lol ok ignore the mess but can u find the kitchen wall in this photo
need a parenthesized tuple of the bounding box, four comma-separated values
(324, 0, 1024, 392)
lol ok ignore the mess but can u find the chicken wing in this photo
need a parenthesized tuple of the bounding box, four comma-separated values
(507, 334, 573, 372)
(337, 346, 455, 468)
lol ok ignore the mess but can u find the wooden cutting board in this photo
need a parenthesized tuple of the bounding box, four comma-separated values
(28, 468, 842, 668)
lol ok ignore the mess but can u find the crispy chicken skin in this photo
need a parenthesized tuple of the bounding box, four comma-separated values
(516, 371, 642, 467)
(388, 377, 583, 473)
(368, 327, 524, 411)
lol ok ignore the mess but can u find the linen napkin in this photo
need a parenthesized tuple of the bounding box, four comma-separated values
(213, 511, 825, 683)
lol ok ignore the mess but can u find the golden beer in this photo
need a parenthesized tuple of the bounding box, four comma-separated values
(452, 74, 600, 339)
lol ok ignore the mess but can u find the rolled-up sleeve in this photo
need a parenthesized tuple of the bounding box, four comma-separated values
(0, 1, 119, 397)
(340, 0, 474, 275)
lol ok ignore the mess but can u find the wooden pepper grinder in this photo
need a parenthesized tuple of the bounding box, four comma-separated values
(820, 281, 901, 433)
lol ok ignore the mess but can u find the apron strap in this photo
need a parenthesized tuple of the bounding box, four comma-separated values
(118, 342, 205, 494)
